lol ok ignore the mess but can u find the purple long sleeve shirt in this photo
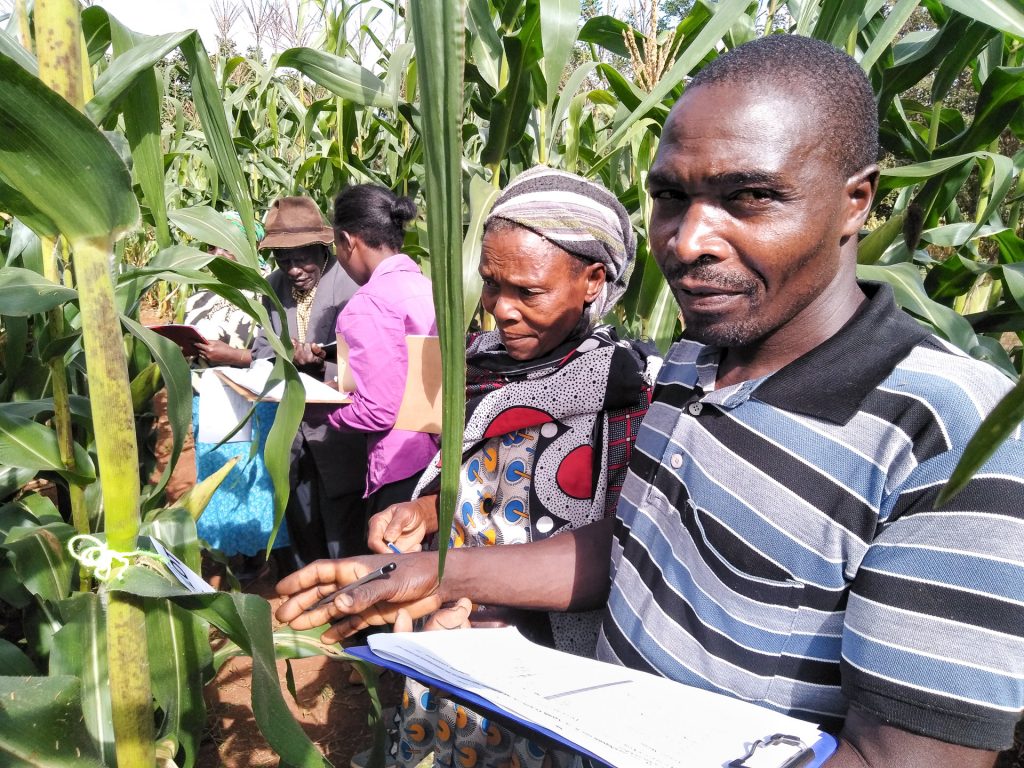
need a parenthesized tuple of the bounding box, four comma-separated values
(328, 254, 439, 496)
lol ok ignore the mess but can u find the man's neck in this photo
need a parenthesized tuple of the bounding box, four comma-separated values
(716, 280, 866, 389)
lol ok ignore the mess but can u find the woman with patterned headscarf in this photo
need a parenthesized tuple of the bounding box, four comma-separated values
(355, 167, 662, 768)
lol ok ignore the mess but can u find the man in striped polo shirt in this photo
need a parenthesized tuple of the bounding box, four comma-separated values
(277, 36, 1024, 765)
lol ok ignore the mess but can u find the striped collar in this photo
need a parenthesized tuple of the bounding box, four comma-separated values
(751, 281, 932, 425)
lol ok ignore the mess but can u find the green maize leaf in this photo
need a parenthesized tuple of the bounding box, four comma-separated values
(0, 639, 36, 676)
(539, 0, 578, 109)
(7, 219, 45, 273)
(947, 66, 1024, 155)
(937, 377, 1024, 507)
(0, 53, 138, 242)
(120, 318, 193, 509)
(811, 0, 867, 48)
(578, 14, 644, 59)
(598, 63, 646, 113)
(105, 13, 174, 249)
(1000, 263, 1024, 310)
(467, 0, 503, 90)
(858, 262, 979, 350)
(110, 566, 331, 767)
(0, 499, 40, 539)
(18, 494, 62, 525)
(878, 14, 972, 116)
(168, 205, 259, 269)
(173, 456, 240, 522)
(0, 179, 59, 239)
(0, 412, 95, 482)
(858, 211, 906, 265)
(548, 61, 598, 149)
(143, 594, 208, 767)
(410, 0, 467, 578)
(479, 31, 535, 167)
(179, 35, 258, 252)
(0, 675, 106, 767)
(964, 304, 1024, 333)
(139, 513, 211, 768)
(0, 267, 76, 316)
(0, 396, 93, 424)
(920, 223, 1008, 247)
(277, 47, 394, 109)
(993, 229, 1024, 264)
(0, 27, 36, 75)
(940, 0, 1024, 38)
(930, 21, 996, 103)
(212, 626, 350, 668)
(602, 0, 751, 151)
(50, 593, 115, 766)
(860, 0, 921, 73)
(2, 521, 76, 605)
(923, 253, 991, 302)
(463, 174, 500, 329)
(130, 362, 163, 414)
(85, 28, 193, 124)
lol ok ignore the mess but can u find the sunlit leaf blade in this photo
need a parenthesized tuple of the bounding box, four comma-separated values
(2, 521, 76, 605)
(0, 676, 106, 767)
(110, 567, 331, 767)
(120, 318, 193, 508)
(539, 0, 578, 109)
(937, 377, 1024, 506)
(50, 593, 115, 765)
(168, 205, 259, 269)
(940, 0, 1024, 37)
(0, 28, 37, 75)
(409, 0, 467, 578)
(0, 267, 76, 316)
(85, 28, 192, 125)
(0, 52, 138, 242)
(0, 412, 95, 482)
(277, 47, 395, 108)
(179, 35, 258, 251)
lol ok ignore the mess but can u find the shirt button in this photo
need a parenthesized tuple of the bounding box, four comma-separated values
(535, 516, 554, 534)
(670, 453, 683, 469)
(687, 401, 703, 416)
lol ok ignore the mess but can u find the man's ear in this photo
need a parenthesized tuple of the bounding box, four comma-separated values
(841, 164, 880, 237)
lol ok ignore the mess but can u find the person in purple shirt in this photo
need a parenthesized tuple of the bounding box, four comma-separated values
(322, 184, 439, 519)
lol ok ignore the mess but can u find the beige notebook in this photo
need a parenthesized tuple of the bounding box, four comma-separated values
(336, 334, 442, 434)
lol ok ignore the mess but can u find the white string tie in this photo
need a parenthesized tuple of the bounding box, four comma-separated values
(67, 534, 155, 582)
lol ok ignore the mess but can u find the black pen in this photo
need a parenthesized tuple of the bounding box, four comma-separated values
(314, 562, 397, 609)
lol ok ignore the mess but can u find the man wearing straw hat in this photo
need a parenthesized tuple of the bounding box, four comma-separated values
(252, 196, 368, 570)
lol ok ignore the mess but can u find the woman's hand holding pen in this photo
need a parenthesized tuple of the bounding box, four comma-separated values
(366, 494, 440, 554)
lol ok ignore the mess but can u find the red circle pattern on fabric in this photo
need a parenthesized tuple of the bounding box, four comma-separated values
(556, 445, 593, 499)
(482, 406, 553, 438)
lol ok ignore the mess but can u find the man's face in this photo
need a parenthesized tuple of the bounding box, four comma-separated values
(648, 82, 864, 350)
(274, 245, 325, 292)
(479, 226, 605, 361)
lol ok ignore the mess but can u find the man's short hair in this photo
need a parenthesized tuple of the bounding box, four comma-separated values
(688, 35, 879, 177)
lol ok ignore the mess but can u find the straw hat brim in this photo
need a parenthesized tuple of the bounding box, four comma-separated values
(259, 227, 335, 250)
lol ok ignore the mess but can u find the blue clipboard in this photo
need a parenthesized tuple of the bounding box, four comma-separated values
(346, 644, 838, 767)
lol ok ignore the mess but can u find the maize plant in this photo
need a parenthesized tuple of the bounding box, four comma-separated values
(0, 0, 1022, 764)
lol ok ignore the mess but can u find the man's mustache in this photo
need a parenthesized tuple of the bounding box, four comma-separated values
(661, 261, 759, 294)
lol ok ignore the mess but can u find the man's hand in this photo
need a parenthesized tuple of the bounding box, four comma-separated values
(367, 494, 440, 553)
(274, 553, 444, 643)
(195, 339, 251, 367)
(292, 339, 326, 369)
